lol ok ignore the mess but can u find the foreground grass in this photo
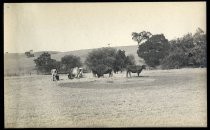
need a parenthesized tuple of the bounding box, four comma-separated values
(4, 68, 207, 127)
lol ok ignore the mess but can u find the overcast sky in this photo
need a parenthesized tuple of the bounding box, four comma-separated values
(4, 2, 206, 53)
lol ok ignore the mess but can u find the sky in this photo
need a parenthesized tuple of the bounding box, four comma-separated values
(4, 2, 206, 53)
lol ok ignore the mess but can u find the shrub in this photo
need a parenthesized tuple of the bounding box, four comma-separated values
(61, 55, 82, 72)
(34, 52, 57, 74)
(161, 49, 189, 69)
(113, 50, 127, 73)
(85, 47, 133, 75)
(85, 47, 117, 71)
(161, 28, 206, 69)
(125, 54, 136, 66)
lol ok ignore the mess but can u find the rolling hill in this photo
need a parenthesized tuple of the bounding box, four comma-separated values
(4, 45, 145, 76)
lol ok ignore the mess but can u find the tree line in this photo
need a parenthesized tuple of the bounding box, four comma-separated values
(34, 27, 206, 74)
(34, 48, 135, 74)
(132, 28, 206, 69)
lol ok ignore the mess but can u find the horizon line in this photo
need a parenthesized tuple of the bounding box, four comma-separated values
(4, 44, 139, 54)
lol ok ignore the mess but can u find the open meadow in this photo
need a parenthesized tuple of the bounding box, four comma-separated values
(4, 68, 207, 127)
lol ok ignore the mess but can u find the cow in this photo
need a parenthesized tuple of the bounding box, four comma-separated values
(51, 69, 59, 81)
(92, 65, 113, 78)
(103, 67, 113, 77)
(68, 67, 83, 79)
(126, 65, 146, 77)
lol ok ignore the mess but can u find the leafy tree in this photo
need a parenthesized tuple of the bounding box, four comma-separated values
(193, 27, 205, 45)
(161, 47, 189, 69)
(161, 28, 206, 69)
(132, 31, 152, 45)
(137, 34, 170, 67)
(55, 61, 65, 73)
(85, 47, 117, 71)
(113, 50, 127, 73)
(61, 55, 82, 72)
(177, 33, 195, 51)
(125, 54, 136, 66)
(86, 47, 137, 74)
(34, 52, 57, 74)
(190, 28, 206, 67)
(188, 45, 206, 67)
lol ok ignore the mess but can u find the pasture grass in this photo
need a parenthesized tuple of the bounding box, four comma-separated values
(4, 68, 207, 128)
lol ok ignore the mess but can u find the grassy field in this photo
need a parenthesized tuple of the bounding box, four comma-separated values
(4, 68, 207, 128)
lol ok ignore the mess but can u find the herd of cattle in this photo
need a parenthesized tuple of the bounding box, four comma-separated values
(51, 65, 146, 81)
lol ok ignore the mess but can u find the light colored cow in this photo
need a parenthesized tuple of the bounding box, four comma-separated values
(126, 65, 146, 77)
(68, 67, 83, 79)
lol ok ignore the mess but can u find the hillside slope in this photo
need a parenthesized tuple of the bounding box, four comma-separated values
(4, 45, 144, 76)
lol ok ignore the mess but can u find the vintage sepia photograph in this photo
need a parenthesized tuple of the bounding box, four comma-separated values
(4, 2, 207, 128)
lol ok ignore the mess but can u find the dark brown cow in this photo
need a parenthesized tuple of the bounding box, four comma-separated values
(126, 65, 146, 77)
(92, 65, 113, 78)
